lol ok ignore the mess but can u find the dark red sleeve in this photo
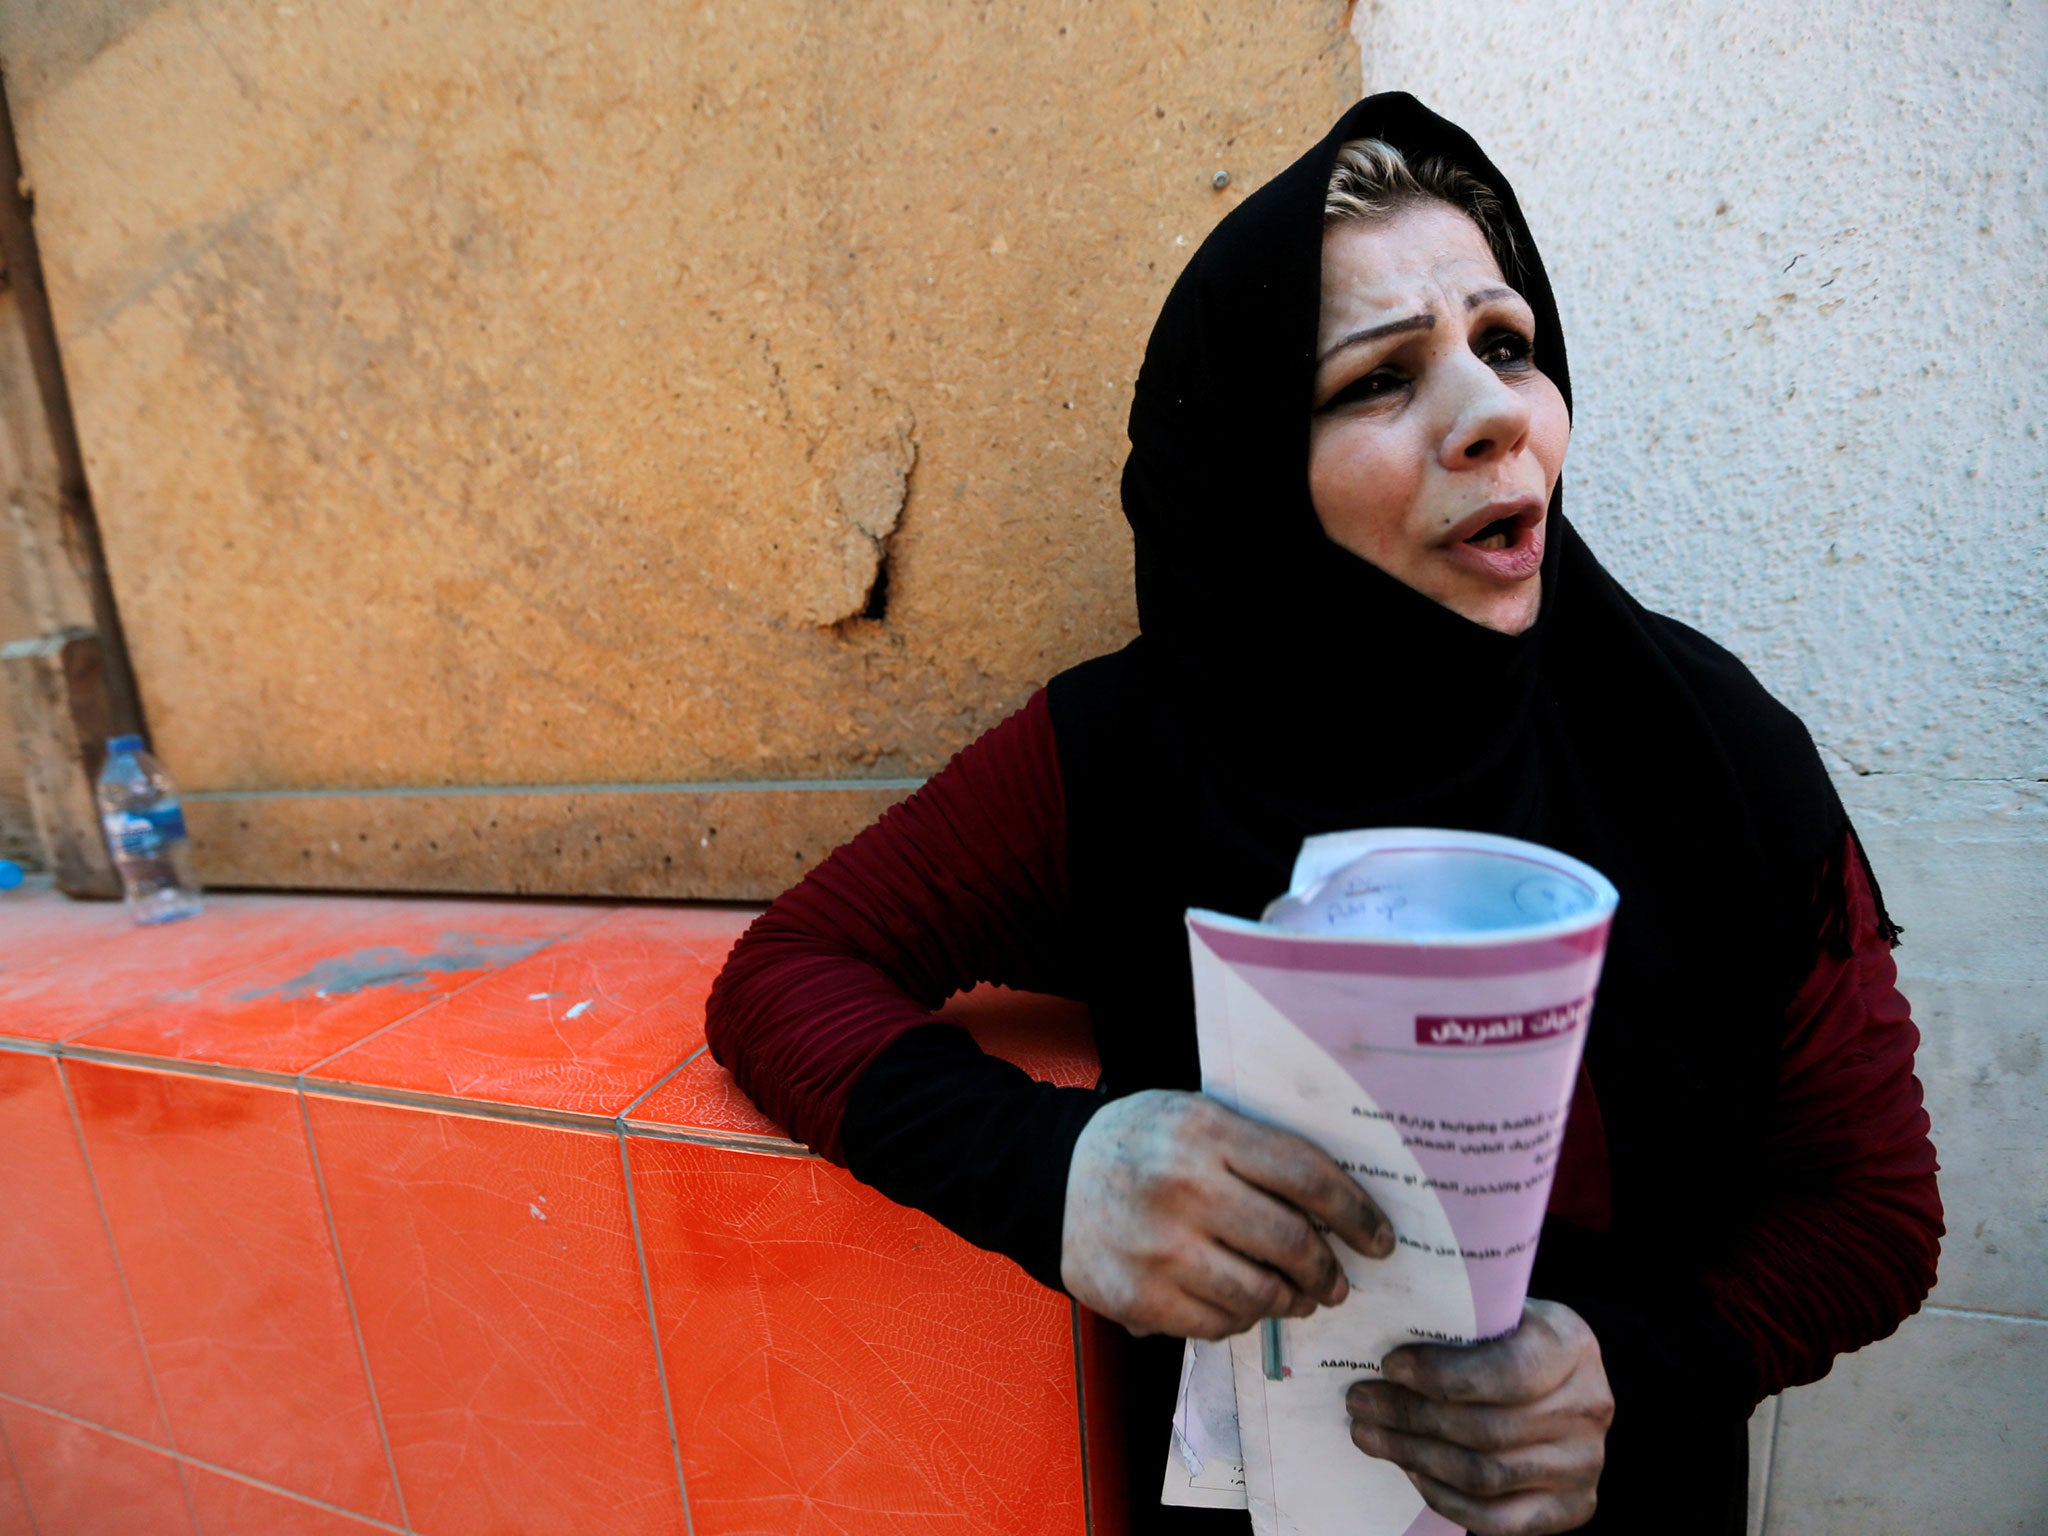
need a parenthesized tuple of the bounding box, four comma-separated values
(704, 690, 1075, 1164)
(1701, 835, 1944, 1398)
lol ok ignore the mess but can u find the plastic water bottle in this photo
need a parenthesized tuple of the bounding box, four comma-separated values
(96, 735, 203, 925)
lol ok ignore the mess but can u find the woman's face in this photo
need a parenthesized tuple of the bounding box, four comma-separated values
(1308, 202, 1569, 636)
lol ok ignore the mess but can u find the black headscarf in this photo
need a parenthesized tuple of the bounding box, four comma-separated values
(1047, 92, 1887, 1535)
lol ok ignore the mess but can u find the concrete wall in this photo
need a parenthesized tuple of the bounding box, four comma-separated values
(1353, 1, 2046, 1528)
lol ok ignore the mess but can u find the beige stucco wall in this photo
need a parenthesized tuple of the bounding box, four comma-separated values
(0, 0, 1357, 896)
(1353, 1, 2047, 1529)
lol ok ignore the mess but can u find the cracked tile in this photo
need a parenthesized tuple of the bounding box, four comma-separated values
(185, 1462, 396, 1534)
(306, 1098, 683, 1536)
(313, 905, 753, 1115)
(628, 1140, 1086, 1535)
(0, 1399, 195, 1536)
(0, 1051, 167, 1444)
(65, 1062, 398, 1522)
(0, 895, 344, 1046)
(70, 900, 600, 1073)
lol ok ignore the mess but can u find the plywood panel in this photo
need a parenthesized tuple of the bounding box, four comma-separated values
(0, 286, 97, 866)
(0, 0, 1353, 893)
(183, 779, 917, 900)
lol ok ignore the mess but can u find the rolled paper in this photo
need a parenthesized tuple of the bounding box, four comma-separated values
(1171, 828, 1617, 1536)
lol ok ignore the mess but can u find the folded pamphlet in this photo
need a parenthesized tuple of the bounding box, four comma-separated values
(1160, 828, 1618, 1536)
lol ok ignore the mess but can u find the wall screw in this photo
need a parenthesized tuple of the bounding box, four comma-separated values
(1212, 170, 1230, 190)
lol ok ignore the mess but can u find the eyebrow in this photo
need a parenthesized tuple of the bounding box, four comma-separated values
(1465, 286, 1518, 310)
(1315, 313, 1433, 367)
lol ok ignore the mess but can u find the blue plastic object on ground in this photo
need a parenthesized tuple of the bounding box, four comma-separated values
(0, 860, 21, 891)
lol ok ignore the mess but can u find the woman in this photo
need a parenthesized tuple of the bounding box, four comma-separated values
(706, 94, 1941, 1535)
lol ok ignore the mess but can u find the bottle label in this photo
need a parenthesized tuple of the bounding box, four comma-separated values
(102, 804, 188, 858)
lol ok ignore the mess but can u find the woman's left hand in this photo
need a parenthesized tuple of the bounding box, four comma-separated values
(1346, 1298, 1613, 1536)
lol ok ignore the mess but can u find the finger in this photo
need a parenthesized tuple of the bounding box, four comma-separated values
(1143, 1293, 1251, 1344)
(1179, 1242, 1311, 1333)
(1400, 1466, 1596, 1536)
(1218, 1117, 1395, 1259)
(1349, 1418, 1593, 1499)
(1385, 1320, 1575, 1405)
(1201, 1181, 1349, 1305)
(1346, 1382, 1529, 1452)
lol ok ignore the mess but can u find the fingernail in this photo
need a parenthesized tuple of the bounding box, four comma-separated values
(1373, 1224, 1396, 1258)
(1328, 1274, 1350, 1305)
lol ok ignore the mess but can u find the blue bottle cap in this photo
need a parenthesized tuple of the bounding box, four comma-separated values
(107, 734, 146, 754)
(0, 860, 22, 891)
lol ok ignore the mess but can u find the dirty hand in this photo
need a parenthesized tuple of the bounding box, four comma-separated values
(1060, 1089, 1395, 1340)
(1346, 1298, 1612, 1536)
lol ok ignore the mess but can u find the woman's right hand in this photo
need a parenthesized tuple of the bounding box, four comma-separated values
(1060, 1089, 1396, 1339)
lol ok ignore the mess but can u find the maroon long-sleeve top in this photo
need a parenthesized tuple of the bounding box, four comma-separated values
(706, 689, 1942, 1405)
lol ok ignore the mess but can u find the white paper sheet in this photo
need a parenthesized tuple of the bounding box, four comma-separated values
(1162, 829, 1617, 1536)
(1161, 1337, 1248, 1508)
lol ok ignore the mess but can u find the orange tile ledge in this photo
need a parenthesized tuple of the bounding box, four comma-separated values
(0, 887, 1118, 1536)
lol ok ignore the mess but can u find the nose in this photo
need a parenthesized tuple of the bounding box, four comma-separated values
(1438, 356, 1531, 471)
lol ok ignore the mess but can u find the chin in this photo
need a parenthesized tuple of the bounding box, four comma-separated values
(1448, 578, 1542, 636)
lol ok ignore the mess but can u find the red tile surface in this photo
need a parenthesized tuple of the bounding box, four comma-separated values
(70, 901, 601, 1074)
(0, 885, 134, 958)
(0, 1400, 195, 1536)
(940, 986, 1099, 1089)
(627, 1048, 789, 1140)
(0, 1051, 167, 1443)
(0, 895, 333, 1045)
(65, 1062, 399, 1523)
(185, 1463, 396, 1536)
(629, 985, 1098, 1139)
(0, 1427, 31, 1536)
(306, 1098, 684, 1536)
(312, 905, 753, 1115)
(628, 1140, 1087, 1536)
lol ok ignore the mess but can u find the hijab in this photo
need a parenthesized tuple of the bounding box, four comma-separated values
(1046, 99, 1887, 1509)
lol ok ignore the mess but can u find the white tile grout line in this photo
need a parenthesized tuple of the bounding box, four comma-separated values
(0, 1391, 405, 1534)
(618, 1135, 696, 1536)
(0, 1402, 45, 1536)
(616, 1042, 709, 1123)
(50, 1058, 201, 1536)
(298, 1093, 412, 1534)
(13, 1032, 812, 1154)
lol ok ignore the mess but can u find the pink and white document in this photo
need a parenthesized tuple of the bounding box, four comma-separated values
(1160, 828, 1618, 1536)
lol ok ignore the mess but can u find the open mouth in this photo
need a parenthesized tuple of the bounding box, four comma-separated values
(1464, 516, 1522, 552)
(1446, 501, 1546, 581)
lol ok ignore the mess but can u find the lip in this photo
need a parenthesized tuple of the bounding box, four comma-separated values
(1441, 496, 1546, 583)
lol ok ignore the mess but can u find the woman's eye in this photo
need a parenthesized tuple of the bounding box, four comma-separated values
(1321, 369, 1405, 412)
(1479, 328, 1535, 369)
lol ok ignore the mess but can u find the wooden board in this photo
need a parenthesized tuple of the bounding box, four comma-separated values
(0, 285, 100, 868)
(0, 0, 1354, 895)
